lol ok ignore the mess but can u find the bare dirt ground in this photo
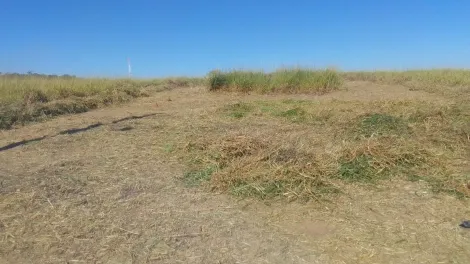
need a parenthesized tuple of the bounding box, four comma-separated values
(1, 82, 469, 264)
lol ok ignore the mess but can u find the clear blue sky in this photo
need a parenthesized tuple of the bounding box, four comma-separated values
(1, 0, 469, 78)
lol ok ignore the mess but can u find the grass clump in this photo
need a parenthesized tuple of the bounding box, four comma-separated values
(426, 177, 470, 199)
(207, 68, 342, 94)
(338, 155, 377, 182)
(183, 165, 218, 187)
(338, 137, 429, 184)
(281, 99, 311, 105)
(276, 107, 307, 123)
(230, 180, 286, 199)
(358, 113, 409, 137)
(221, 102, 254, 118)
(182, 134, 341, 201)
(220, 100, 333, 125)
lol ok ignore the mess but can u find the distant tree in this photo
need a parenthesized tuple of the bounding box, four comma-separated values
(0, 71, 77, 78)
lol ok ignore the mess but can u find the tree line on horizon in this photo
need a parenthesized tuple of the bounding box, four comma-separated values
(0, 71, 76, 78)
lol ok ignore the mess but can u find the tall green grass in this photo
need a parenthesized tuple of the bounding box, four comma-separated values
(207, 68, 343, 94)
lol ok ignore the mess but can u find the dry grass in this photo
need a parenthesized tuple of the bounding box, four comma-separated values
(0, 75, 202, 129)
(181, 99, 470, 201)
(207, 68, 342, 94)
(187, 69, 470, 201)
(342, 69, 470, 97)
(1, 81, 470, 263)
(0, 94, 323, 264)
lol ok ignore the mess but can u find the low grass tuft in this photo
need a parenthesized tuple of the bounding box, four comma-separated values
(207, 68, 342, 94)
(358, 113, 409, 137)
(181, 134, 341, 201)
(221, 102, 254, 118)
(230, 180, 286, 200)
(281, 99, 310, 105)
(338, 155, 378, 182)
(338, 137, 429, 183)
(276, 107, 307, 123)
(183, 165, 218, 187)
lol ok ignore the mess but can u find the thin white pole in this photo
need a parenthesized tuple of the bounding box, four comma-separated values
(127, 57, 132, 78)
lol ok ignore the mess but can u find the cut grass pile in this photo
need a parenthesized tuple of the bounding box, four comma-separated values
(207, 68, 342, 94)
(180, 99, 470, 201)
(0, 75, 202, 129)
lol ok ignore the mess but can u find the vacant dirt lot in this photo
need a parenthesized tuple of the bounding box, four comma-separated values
(1, 82, 469, 264)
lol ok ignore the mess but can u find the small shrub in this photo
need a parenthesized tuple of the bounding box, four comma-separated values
(38, 101, 91, 116)
(207, 70, 228, 91)
(23, 89, 49, 105)
(0, 105, 20, 129)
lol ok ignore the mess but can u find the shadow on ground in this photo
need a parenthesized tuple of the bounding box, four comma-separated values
(0, 113, 159, 152)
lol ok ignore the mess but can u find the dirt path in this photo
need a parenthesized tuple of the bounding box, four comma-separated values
(1, 83, 469, 264)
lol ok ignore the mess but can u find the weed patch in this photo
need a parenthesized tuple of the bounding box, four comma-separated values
(221, 102, 254, 119)
(163, 143, 175, 153)
(183, 166, 218, 187)
(250, 100, 336, 125)
(338, 155, 378, 182)
(338, 137, 430, 183)
(276, 107, 307, 123)
(230, 180, 286, 199)
(358, 113, 409, 137)
(281, 99, 311, 105)
(426, 176, 470, 199)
